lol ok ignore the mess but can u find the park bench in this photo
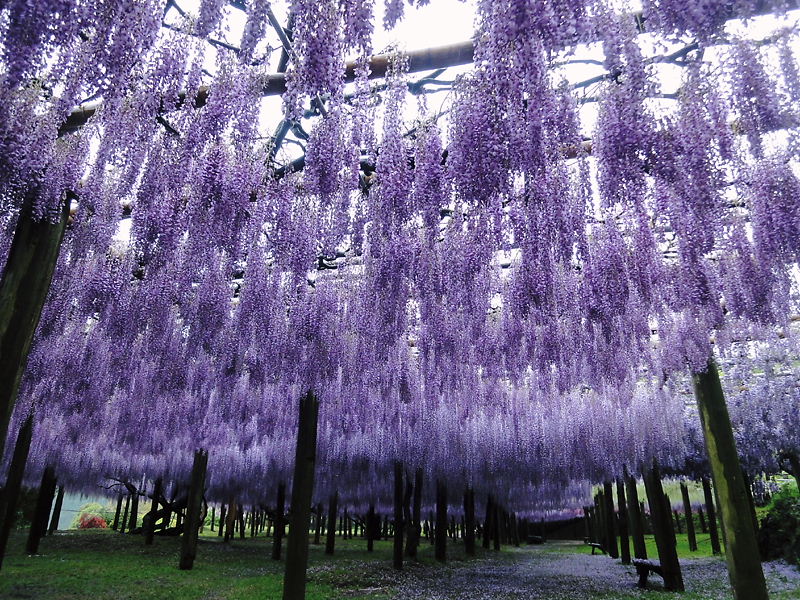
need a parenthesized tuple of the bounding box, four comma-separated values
(526, 534, 545, 544)
(586, 541, 605, 555)
(632, 558, 664, 588)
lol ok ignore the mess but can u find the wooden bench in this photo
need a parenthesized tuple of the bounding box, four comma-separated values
(632, 558, 664, 588)
(587, 542, 605, 555)
(526, 534, 545, 544)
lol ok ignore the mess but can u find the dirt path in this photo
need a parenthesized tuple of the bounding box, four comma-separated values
(383, 543, 800, 599)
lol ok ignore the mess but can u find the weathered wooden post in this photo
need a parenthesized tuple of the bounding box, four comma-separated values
(405, 467, 422, 557)
(393, 461, 404, 570)
(463, 487, 475, 556)
(210, 506, 215, 532)
(325, 491, 338, 555)
(313, 504, 322, 545)
(47, 486, 65, 535)
(680, 482, 697, 552)
(435, 479, 447, 562)
(272, 482, 286, 560)
(0, 414, 33, 570)
(624, 470, 647, 560)
(643, 462, 684, 592)
(282, 390, 319, 600)
(701, 477, 722, 555)
(25, 465, 57, 555)
(367, 504, 376, 551)
(698, 506, 707, 533)
(0, 197, 70, 461)
(482, 495, 492, 549)
(693, 359, 767, 599)
(179, 448, 208, 570)
(616, 478, 630, 564)
(145, 478, 162, 546)
(603, 481, 618, 559)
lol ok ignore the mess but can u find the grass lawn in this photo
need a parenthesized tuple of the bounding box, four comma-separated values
(0, 528, 487, 600)
(1, 529, 797, 599)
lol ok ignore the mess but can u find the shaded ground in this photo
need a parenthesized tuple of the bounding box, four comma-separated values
(0, 530, 797, 599)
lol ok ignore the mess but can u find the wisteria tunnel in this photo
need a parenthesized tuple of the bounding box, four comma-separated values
(1, 1, 800, 599)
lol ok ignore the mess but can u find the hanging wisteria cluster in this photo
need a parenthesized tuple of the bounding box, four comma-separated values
(2, 0, 800, 515)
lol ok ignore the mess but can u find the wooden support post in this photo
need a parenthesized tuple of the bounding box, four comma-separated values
(25, 465, 56, 555)
(482, 495, 492, 549)
(238, 504, 245, 540)
(112, 494, 123, 531)
(393, 461, 404, 570)
(492, 501, 501, 551)
(367, 504, 376, 551)
(272, 482, 286, 560)
(616, 478, 630, 564)
(179, 448, 208, 570)
(693, 359, 768, 599)
(464, 488, 475, 556)
(680, 482, 697, 552)
(282, 391, 319, 600)
(603, 481, 619, 559)
(0, 197, 70, 461)
(643, 462, 684, 592)
(210, 506, 215, 532)
(145, 478, 162, 546)
(594, 493, 606, 550)
(698, 506, 707, 533)
(435, 479, 447, 562)
(511, 512, 520, 547)
(673, 507, 682, 534)
(325, 491, 337, 555)
(625, 470, 647, 560)
(0, 414, 33, 570)
(406, 467, 422, 558)
(47, 485, 64, 535)
(702, 477, 722, 555)
(218, 505, 226, 538)
(314, 504, 322, 545)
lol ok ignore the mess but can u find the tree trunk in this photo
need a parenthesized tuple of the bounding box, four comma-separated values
(325, 491, 337, 555)
(0, 197, 70, 461)
(616, 478, 630, 564)
(179, 448, 208, 570)
(393, 461, 404, 570)
(313, 504, 322, 545)
(127, 490, 139, 532)
(145, 478, 162, 546)
(120, 494, 130, 534)
(624, 470, 647, 560)
(435, 479, 447, 562)
(464, 488, 475, 556)
(282, 390, 319, 600)
(643, 462, 684, 592)
(693, 359, 768, 600)
(0, 413, 33, 570)
(112, 495, 123, 531)
(680, 482, 697, 552)
(25, 465, 57, 555)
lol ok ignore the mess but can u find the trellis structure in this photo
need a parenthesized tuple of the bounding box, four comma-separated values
(2, 2, 800, 599)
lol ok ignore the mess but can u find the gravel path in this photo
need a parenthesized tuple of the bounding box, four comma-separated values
(381, 544, 800, 599)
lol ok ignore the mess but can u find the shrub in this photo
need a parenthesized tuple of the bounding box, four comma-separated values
(70, 502, 115, 529)
(758, 484, 800, 566)
(77, 514, 108, 529)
